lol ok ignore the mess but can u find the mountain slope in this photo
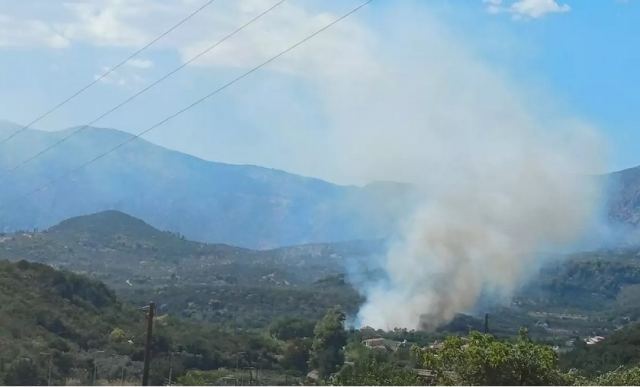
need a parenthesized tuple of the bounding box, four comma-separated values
(0, 121, 414, 248)
(0, 258, 300, 385)
(0, 210, 370, 326)
(560, 321, 640, 374)
(0, 259, 140, 384)
(608, 166, 640, 226)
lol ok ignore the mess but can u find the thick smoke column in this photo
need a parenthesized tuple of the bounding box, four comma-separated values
(357, 151, 602, 330)
(298, 6, 606, 330)
(347, 72, 604, 329)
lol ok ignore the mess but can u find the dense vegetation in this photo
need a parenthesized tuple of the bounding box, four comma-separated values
(0, 260, 312, 385)
(4, 211, 640, 385)
(561, 321, 640, 375)
(5, 211, 640, 339)
(0, 211, 368, 328)
(0, 259, 139, 384)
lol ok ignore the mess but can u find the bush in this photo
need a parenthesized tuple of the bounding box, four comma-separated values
(414, 330, 571, 385)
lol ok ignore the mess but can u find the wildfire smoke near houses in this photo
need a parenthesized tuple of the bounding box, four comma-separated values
(0, 0, 638, 385)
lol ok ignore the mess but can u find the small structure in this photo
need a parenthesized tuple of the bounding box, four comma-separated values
(362, 338, 387, 351)
(428, 340, 444, 350)
(306, 369, 320, 383)
(413, 369, 437, 384)
(585, 336, 605, 345)
(362, 338, 406, 352)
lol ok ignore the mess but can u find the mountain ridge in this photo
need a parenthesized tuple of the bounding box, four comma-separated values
(1, 120, 638, 247)
(0, 121, 415, 248)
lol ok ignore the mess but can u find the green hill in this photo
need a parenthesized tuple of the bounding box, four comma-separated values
(561, 321, 640, 375)
(0, 211, 367, 328)
(0, 259, 140, 385)
(4, 210, 640, 339)
(0, 259, 301, 385)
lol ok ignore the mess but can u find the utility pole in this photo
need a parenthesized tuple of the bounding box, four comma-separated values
(91, 350, 105, 386)
(47, 354, 52, 386)
(142, 302, 155, 386)
(168, 352, 174, 387)
(40, 352, 52, 386)
(484, 313, 489, 334)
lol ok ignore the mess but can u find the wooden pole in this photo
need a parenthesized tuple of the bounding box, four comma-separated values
(47, 354, 52, 386)
(168, 352, 174, 386)
(484, 313, 489, 334)
(142, 302, 155, 386)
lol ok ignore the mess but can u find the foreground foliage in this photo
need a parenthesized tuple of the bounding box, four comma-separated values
(413, 329, 571, 385)
(310, 308, 348, 379)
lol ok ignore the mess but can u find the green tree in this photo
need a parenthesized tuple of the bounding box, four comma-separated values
(269, 317, 315, 341)
(109, 327, 127, 343)
(309, 308, 347, 379)
(282, 338, 311, 373)
(414, 330, 570, 385)
(334, 351, 420, 386)
(3, 358, 44, 386)
(591, 367, 640, 386)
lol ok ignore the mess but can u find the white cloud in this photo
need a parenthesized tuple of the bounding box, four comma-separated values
(0, 1, 376, 79)
(484, 0, 571, 19)
(0, 13, 70, 48)
(483, 0, 505, 14)
(94, 65, 146, 88)
(127, 58, 154, 69)
(177, 2, 379, 79)
(511, 0, 570, 18)
(59, 0, 155, 47)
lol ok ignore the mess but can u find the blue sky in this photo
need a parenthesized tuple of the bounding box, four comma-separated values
(0, 0, 637, 183)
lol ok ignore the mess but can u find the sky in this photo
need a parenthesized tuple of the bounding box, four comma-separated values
(0, 0, 637, 185)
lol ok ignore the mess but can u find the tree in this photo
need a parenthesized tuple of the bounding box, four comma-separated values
(309, 308, 347, 379)
(282, 338, 311, 373)
(109, 327, 127, 343)
(334, 351, 420, 386)
(592, 366, 640, 386)
(3, 358, 44, 386)
(414, 330, 571, 385)
(269, 317, 315, 341)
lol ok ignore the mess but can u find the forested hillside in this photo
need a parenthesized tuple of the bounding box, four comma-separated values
(0, 259, 319, 385)
(0, 210, 369, 327)
(3, 210, 640, 337)
(0, 259, 140, 384)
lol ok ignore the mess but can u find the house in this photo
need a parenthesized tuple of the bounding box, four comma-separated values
(362, 338, 387, 351)
(429, 340, 444, 350)
(584, 336, 605, 345)
(413, 369, 438, 383)
(362, 338, 407, 352)
(306, 369, 320, 382)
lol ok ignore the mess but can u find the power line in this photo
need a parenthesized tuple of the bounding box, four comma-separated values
(0, 0, 217, 146)
(0, 0, 287, 180)
(0, 0, 373, 213)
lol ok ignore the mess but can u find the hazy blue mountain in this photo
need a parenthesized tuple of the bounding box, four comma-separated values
(607, 165, 640, 227)
(0, 121, 415, 248)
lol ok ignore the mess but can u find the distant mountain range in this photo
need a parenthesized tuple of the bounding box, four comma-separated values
(0, 120, 415, 248)
(1, 120, 638, 248)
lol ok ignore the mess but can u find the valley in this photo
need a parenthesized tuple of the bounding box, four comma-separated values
(3, 211, 640, 349)
(1, 205, 640, 385)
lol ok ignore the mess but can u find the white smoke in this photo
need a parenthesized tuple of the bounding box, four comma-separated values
(357, 159, 602, 330)
(300, 5, 606, 330)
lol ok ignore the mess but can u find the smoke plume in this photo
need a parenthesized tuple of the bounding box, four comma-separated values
(300, 5, 606, 330)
